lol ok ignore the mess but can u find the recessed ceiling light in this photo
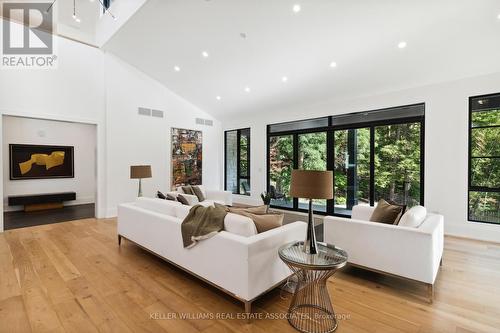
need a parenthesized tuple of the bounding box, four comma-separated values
(282, 76, 288, 82)
(292, 4, 301, 13)
(497, 13, 500, 20)
(202, 51, 209, 58)
(75, 17, 81, 23)
(329, 61, 337, 68)
(216, 96, 221, 101)
(398, 41, 407, 49)
(244, 87, 251, 93)
(174, 66, 181, 72)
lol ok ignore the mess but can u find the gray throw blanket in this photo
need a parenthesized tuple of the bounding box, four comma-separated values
(181, 203, 227, 248)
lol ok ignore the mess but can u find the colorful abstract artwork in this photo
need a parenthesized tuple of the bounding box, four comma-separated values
(171, 128, 202, 189)
(9, 144, 74, 180)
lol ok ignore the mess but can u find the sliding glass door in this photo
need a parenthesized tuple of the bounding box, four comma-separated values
(267, 104, 425, 216)
(333, 128, 371, 215)
(298, 132, 327, 212)
(269, 135, 294, 208)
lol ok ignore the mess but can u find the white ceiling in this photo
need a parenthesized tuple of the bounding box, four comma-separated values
(103, 0, 500, 119)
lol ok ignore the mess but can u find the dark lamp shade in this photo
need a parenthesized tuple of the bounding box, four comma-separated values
(130, 165, 152, 179)
(290, 169, 333, 199)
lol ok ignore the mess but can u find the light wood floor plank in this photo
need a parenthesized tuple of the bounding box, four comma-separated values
(1, 218, 500, 333)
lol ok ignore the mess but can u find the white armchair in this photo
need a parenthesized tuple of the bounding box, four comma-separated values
(168, 185, 232, 206)
(323, 205, 443, 302)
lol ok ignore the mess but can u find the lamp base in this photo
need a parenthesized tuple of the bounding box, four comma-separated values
(138, 178, 143, 197)
(303, 198, 318, 254)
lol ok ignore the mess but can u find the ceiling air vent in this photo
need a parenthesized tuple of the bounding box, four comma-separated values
(151, 109, 164, 118)
(138, 107, 151, 116)
(195, 117, 214, 126)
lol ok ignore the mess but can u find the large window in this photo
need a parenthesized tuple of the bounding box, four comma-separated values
(298, 132, 327, 212)
(333, 128, 370, 215)
(468, 95, 500, 224)
(225, 128, 250, 195)
(269, 135, 294, 207)
(267, 104, 425, 216)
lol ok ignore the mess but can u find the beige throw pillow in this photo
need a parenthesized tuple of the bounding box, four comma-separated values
(369, 199, 404, 224)
(191, 185, 206, 202)
(228, 205, 283, 233)
(181, 186, 194, 195)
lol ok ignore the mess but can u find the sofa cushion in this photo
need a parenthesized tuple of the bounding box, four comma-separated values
(351, 205, 375, 220)
(181, 186, 194, 195)
(399, 205, 427, 228)
(192, 185, 206, 202)
(177, 194, 191, 205)
(224, 213, 258, 237)
(369, 199, 404, 224)
(135, 197, 179, 216)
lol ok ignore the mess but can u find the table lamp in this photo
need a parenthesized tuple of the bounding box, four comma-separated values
(130, 165, 152, 197)
(290, 169, 333, 254)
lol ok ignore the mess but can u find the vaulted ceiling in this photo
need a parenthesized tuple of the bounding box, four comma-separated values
(104, 0, 500, 118)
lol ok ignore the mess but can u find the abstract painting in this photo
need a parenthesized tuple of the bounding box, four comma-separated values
(9, 144, 74, 180)
(171, 128, 202, 189)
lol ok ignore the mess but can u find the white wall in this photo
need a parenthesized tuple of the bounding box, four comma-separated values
(0, 30, 107, 231)
(104, 53, 222, 217)
(223, 72, 500, 243)
(2, 116, 97, 211)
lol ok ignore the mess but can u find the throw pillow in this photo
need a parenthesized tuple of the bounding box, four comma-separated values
(398, 205, 427, 228)
(181, 186, 194, 195)
(388, 200, 407, 225)
(177, 194, 190, 205)
(166, 194, 177, 201)
(157, 191, 167, 200)
(191, 185, 206, 202)
(228, 205, 268, 215)
(369, 199, 404, 224)
(228, 205, 283, 233)
(251, 213, 284, 233)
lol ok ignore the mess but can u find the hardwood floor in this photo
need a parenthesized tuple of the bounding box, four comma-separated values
(1, 218, 500, 333)
(3, 204, 95, 230)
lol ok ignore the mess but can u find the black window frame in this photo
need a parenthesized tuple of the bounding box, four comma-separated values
(266, 104, 425, 216)
(224, 128, 251, 196)
(468, 93, 500, 225)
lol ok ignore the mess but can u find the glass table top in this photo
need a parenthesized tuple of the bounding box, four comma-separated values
(279, 241, 348, 269)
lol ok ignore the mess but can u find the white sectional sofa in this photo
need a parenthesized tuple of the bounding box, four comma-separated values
(167, 185, 233, 206)
(117, 197, 306, 314)
(323, 205, 444, 302)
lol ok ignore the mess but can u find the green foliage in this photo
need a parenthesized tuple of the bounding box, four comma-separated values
(269, 123, 423, 209)
(269, 135, 293, 198)
(374, 123, 421, 206)
(298, 133, 327, 171)
(469, 109, 500, 222)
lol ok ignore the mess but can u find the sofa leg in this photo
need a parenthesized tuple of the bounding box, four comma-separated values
(244, 300, 252, 323)
(427, 284, 434, 303)
(440, 257, 443, 267)
(118, 235, 122, 246)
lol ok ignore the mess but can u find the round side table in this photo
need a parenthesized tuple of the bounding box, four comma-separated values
(279, 241, 348, 333)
